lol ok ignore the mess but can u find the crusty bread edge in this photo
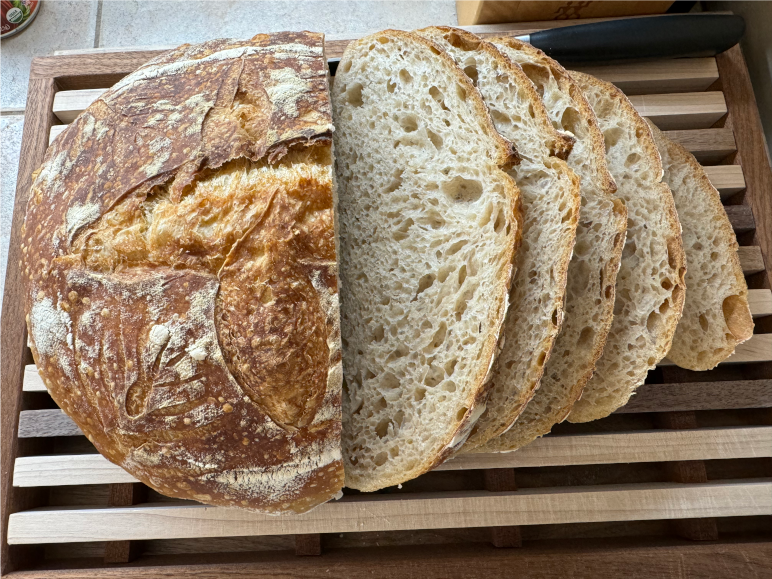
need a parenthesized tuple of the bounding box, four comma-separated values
(419, 29, 582, 450)
(489, 37, 627, 430)
(566, 71, 687, 423)
(645, 117, 753, 370)
(337, 29, 523, 488)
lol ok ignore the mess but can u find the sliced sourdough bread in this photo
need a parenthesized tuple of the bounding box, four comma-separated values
(567, 72, 687, 423)
(416, 27, 581, 451)
(646, 119, 753, 370)
(476, 38, 627, 453)
(332, 30, 521, 491)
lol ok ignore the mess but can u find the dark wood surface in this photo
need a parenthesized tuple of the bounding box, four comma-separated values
(1, 77, 57, 576)
(104, 484, 147, 564)
(716, 45, 772, 290)
(615, 380, 772, 413)
(5, 538, 772, 578)
(483, 469, 522, 548)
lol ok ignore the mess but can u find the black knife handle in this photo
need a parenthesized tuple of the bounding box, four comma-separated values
(530, 14, 745, 63)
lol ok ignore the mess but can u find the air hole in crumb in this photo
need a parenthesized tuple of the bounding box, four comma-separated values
(415, 274, 436, 297)
(463, 64, 479, 86)
(493, 209, 506, 233)
(381, 372, 400, 390)
(442, 177, 482, 203)
(375, 419, 389, 438)
(699, 314, 709, 331)
(458, 265, 467, 286)
(414, 388, 426, 401)
(625, 153, 641, 168)
(456, 407, 468, 421)
(604, 127, 624, 149)
(374, 452, 388, 466)
(426, 129, 443, 150)
(444, 358, 458, 376)
(456, 83, 467, 101)
(578, 326, 595, 349)
(386, 79, 396, 93)
(661, 278, 673, 291)
(345, 83, 364, 107)
(447, 239, 468, 256)
(424, 365, 444, 387)
(647, 310, 661, 334)
(399, 114, 418, 132)
(551, 308, 559, 326)
(399, 69, 413, 83)
(373, 325, 385, 342)
(536, 351, 546, 367)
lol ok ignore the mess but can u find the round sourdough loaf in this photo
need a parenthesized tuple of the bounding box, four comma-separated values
(21, 32, 344, 514)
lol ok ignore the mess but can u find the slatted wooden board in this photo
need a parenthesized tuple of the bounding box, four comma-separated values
(2, 17, 772, 578)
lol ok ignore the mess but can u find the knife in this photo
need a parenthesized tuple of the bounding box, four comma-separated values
(517, 13, 745, 64)
(327, 14, 745, 73)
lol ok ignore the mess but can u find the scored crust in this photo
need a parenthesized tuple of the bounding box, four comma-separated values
(475, 37, 627, 453)
(567, 71, 687, 423)
(22, 32, 344, 514)
(646, 118, 753, 370)
(333, 29, 522, 491)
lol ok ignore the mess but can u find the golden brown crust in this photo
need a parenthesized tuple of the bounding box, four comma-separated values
(22, 32, 344, 514)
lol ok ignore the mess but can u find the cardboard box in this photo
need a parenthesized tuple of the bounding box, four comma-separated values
(457, 1, 675, 25)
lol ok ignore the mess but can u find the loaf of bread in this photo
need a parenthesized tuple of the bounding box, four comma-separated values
(22, 33, 344, 513)
(568, 72, 687, 423)
(476, 38, 627, 452)
(332, 30, 521, 491)
(646, 119, 753, 370)
(416, 27, 580, 451)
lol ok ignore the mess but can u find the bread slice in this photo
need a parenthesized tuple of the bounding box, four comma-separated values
(332, 30, 521, 491)
(567, 72, 687, 423)
(475, 38, 627, 452)
(646, 119, 753, 370)
(415, 27, 581, 451)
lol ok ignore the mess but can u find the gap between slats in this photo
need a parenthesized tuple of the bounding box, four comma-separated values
(7, 480, 772, 544)
(12, 426, 772, 487)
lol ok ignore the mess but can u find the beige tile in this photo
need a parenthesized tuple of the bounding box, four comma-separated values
(97, 0, 457, 48)
(1, 1, 99, 109)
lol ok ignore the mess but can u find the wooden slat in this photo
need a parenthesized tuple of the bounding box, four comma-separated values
(739, 246, 766, 275)
(21, 365, 46, 392)
(660, 334, 772, 366)
(664, 128, 736, 164)
(632, 92, 726, 130)
(8, 480, 772, 544)
(48, 124, 66, 144)
(617, 380, 772, 414)
(717, 45, 772, 292)
(572, 58, 719, 95)
(725, 205, 756, 233)
(17, 410, 80, 438)
(52, 88, 727, 130)
(1, 75, 58, 576)
(13, 427, 772, 486)
(51, 88, 105, 123)
(703, 165, 746, 199)
(749, 289, 772, 318)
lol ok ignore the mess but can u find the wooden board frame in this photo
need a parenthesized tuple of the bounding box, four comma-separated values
(2, 20, 772, 577)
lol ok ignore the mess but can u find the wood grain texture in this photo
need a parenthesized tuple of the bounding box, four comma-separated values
(656, 411, 719, 541)
(104, 483, 147, 563)
(8, 481, 772, 544)
(483, 469, 521, 548)
(294, 534, 322, 556)
(12, 427, 772, 486)
(632, 91, 726, 130)
(738, 246, 767, 275)
(617, 380, 772, 413)
(660, 334, 772, 366)
(664, 128, 736, 164)
(1, 76, 57, 576)
(5, 539, 772, 579)
(749, 289, 772, 317)
(53, 88, 728, 131)
(725, 205, 756, 234)
(703, 165, 746, 199)
(717, 45, 772, 290)
(572, 57, 719, 95)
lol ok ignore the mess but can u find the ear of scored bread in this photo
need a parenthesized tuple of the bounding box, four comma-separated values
(646, 118, 753, 370)
(23, 33, 345, 514)
(415, 26, 581, 451)
(567, 71, 687, 423)
(333, 29, 522, 491)
(474, 37, 627, 453)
